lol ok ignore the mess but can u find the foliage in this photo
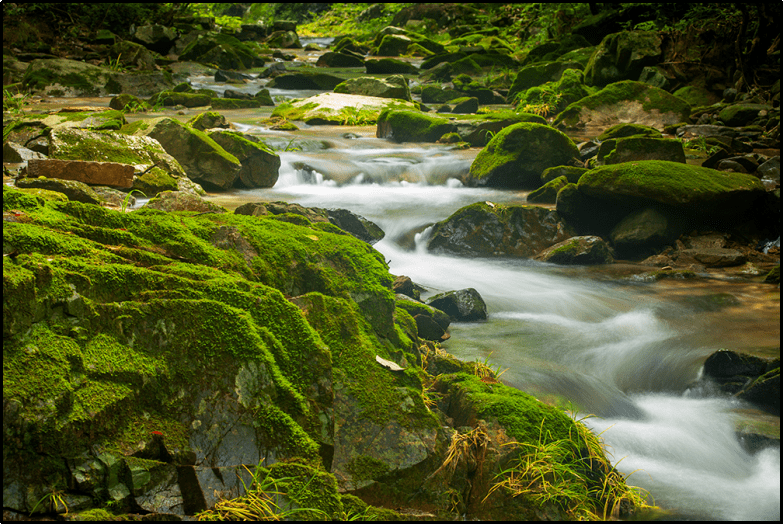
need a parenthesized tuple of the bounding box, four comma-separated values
(195, 463, 325, 521)
(486, 414, 654, 520)
(30, 487, 69, 516)
(297, 4, 410, 38)
(3, 89, 31, 115)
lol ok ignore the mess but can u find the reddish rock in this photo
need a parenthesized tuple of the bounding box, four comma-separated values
(27, 158, 134, 188)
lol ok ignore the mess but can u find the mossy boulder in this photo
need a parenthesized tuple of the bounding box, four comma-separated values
(22, 58, 116, 97)
(426, 202, 575, 257)
(426, 288, 487, 322)
(265, 30, 302, 49)
(179, 33, 265, 70)
(514, 68, 592, 114)
(534, 235, 614, 265)
(609, 207, 677, 256)
(364, 58, 419, 75)
(186, 111, 229, 131)
(333, 75, 411, 101)
(266, 72, 345, 91)
(567, 161, 767, 236)
(597, 137, 686, 165)
(541, 165, 588, 185)
(316, 51, 365, 68)
(207, 130, 281, 188)
(583, 31, 663, 87)
(527, 175, 570, 204)
(466, 122, 581, 188)
(125, 117, 241, 190)
(718, 103, 771, 127)
(376, 109, 455, 143)
(148, 90, 212, 108)
(507, 60, 585, 103)
(597, 123, 662, 140)
(554, 80, 692, 130)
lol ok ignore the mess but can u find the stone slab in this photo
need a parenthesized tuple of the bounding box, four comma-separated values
(27, 158, 135, 188)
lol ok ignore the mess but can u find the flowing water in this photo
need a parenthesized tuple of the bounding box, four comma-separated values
(205, 124, 780, 521)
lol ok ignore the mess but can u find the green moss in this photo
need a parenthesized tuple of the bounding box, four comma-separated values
(377, 109, 455, 143)
(346, 455, 391, 482)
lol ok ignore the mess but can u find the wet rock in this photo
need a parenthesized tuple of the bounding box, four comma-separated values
(214, 69, 254, 82)
(466, 123, 580, 188)
(701, 350, 780, 414)
(427, 202, 575, 257)
(133, 24, 178, 55)
(535, 235, 614, 265)
(597, 123, 662, 140)
(426, 288, 487, 322)
(507, 60, 585, 102)
(392, 276, 418, 299)
(265, 30, 302, 49)
(541, 165, 588, 185)
(27, 158, 135, 188)
(326, 208, 385, 245)
(451, 97, 479, 114)
(610, 207, 675, 255)
(676, 248, 747, 267)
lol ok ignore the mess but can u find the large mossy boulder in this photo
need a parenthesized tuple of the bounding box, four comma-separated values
(125, 117, 241, 190)
(426, 202, 575, 257)
(333, 75, 411, 101)
(559, 161, 767, 239)
(583, 31, 663, 87)
(376, 109, 455, 143)
(364, 58, 419, 75)
(527, 175, 570, 204)
(465, 123, 580, 189)
(514, 68, 592, 114)
(553, 80, 691, 130)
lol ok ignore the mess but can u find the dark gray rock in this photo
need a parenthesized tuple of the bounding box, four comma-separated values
(426, 288, 487, 322)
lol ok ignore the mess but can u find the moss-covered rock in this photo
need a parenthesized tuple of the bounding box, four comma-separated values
(364, 58, 419, 75)
(427, 201, 575, 257)
(597, 137, 686, 165)
(179, 32, 265, 70)
(553, 80, 691, 130)
(534, 235, 614, 265)
(207, 130, 281, 188)
(514, 68, 592, 115)
(466, 122, 580, 188)
(583, 31, 663, 87)
(186, 111, 229, 131)
(266, 71, 344, 91)
(148, 90, 212, 108)
(333, 75, 412, 101)
(527, 175, 570, 204)
(577, 160, 765, 218)
(541, 165, 588, 185)
(275, 93, 416, 126)
(507, 60, 585, 103)
(597, 123, 662, 140)
(125, 117, 241, 190)
(376, 109, 455, 143)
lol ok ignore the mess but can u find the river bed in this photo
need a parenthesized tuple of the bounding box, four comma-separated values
(202, 124, 780, 521)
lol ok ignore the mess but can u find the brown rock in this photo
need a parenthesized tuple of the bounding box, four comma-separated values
(27, 158, 134, 188)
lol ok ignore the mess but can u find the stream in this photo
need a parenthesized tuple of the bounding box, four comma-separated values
(31, 46, 779, 519)
(204, 123, 780, 521)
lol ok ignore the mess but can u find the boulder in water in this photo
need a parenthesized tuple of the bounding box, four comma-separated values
(278, 92, 416, 126)
(207, 130, 280, 189)
(333, 75, 411, 101)
(427, 202, 575, 258)
(535, 235, 614, 265)
(426, 288, 487, 322)
(466, 122, 581, 188)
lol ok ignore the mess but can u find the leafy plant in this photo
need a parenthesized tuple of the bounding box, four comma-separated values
(106, 54, 126, 72)
(121, 189, 145, 213)
(3, 89, 31, 115)
(30, 487, 69, 517)
(473, 352, 508, 382)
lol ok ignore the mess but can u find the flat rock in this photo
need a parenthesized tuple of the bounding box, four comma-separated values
(27, 158, 134, 188)
(288, 92, 416, 124)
